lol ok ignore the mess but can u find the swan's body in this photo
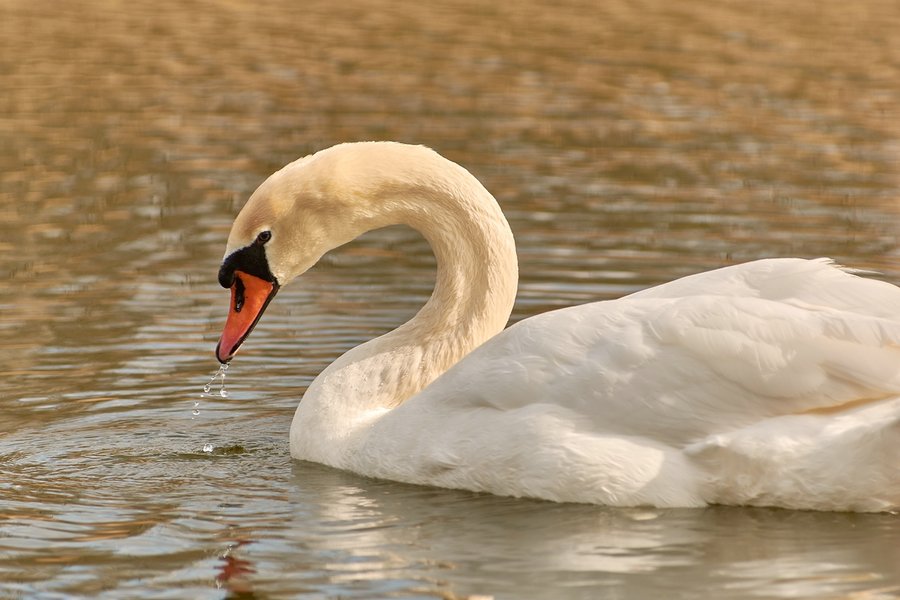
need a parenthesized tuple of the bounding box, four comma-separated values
(217, 142, 900, 512)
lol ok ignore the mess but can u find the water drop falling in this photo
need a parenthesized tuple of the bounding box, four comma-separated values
(217, 364, 229, 398)
(195, 364, 230, 418)
(202, 364, 229, 396)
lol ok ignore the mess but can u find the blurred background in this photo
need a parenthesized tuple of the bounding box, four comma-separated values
(1, 0, 898, 598)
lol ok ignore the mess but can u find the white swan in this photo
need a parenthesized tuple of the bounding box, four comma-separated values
(216, 141, 900, 512)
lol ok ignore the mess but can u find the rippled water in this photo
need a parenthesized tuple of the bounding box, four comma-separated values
(2, 0, 899, 598)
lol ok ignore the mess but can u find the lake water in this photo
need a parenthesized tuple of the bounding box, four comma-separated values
(1, 0, 899, 598)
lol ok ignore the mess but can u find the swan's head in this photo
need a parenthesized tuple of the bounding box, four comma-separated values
(215, 142, 439, 363)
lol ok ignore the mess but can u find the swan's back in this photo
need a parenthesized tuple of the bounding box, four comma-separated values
(628, 257, 900, 317)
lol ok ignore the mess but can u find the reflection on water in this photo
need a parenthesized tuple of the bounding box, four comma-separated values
(279, 467, 900, 599)
(215, 540, 256, 596)
(1, 0, 899, 597)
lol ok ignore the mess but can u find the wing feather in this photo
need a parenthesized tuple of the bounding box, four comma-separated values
(424, 259, 900, 447)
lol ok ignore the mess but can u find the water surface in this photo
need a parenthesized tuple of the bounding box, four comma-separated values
(1, 0, 899, 598)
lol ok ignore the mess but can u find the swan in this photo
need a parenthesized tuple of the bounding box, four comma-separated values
(215, 141, 900, 512)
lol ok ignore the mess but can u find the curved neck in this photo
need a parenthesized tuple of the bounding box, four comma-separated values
(291, 149, 518, 459)
(400, 182, 518, 351)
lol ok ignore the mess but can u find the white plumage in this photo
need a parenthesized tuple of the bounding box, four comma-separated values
(217, 142, 900, 511)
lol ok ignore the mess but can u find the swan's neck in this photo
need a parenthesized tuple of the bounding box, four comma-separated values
(291, 155, 518, 462)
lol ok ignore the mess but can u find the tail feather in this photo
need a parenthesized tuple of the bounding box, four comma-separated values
(687, 397, 900, 512)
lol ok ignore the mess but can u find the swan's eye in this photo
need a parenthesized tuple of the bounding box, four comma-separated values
(256, 230, 272, 245)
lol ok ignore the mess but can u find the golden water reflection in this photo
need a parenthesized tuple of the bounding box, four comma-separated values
(0, 0, 898, 598)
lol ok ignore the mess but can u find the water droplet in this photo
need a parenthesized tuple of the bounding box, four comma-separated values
(202, 443, 214, 453)
(218, 365, 229, 398)
(195, 365, 231, 417)
(201, 364, 230, 399)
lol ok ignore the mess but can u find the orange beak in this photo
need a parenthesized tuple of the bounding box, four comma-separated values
(216, 270, 279, 363)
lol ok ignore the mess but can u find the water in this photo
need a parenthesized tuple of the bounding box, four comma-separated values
(1, 0, 899, 598)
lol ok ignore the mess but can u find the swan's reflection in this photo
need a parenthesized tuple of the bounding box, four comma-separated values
(285, 461, 899, 599)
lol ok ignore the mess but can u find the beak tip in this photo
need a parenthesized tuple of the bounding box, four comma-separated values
(215, 341, 234, 365)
